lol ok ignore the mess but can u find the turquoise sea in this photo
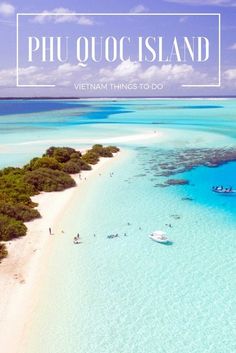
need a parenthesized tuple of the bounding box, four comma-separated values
(0, 99, 236, 353)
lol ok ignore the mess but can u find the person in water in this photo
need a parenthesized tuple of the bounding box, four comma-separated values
(214, 186, 222, 191)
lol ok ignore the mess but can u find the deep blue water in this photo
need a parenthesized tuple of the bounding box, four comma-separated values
(176, 162, 236, 216)
(0, 100, 87, 115)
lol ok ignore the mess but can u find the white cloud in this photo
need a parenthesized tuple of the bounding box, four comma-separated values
(228, 43, 236, 50)
(0, 67, 16, 85)
(0, 2, 15, 16)
(224, 68, 236, 80)
(98, 60, 207, 85)
(223, 68, 236, 88)
(0, 63, 87, 87)
(0, 66, 39, 86)
(32, 8, 94, 25)
(0, 60, 210, 89)
(99, 60, 141, 82)
(76, 16, 94, 26)
(140, 64, 195, 81)
(130, 4, 149, 13)
(53, 63, 83, 75)
(165, 0, 236, 6)
(31, 63, 84, 86)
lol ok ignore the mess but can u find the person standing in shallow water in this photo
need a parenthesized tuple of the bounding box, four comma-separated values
(49, 228, 52, 235)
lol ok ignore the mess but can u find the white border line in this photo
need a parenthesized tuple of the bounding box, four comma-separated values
(16, 13, 55, 88)
(182, 13, 221, 87)
(16, 13, 221, 16)
(16, 13, 221, 88)
(219, 13, 221, 86)
(16, 13, 19, 87)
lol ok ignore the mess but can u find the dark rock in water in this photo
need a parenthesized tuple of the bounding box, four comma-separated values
(165, 179, 189, 186)
(162, 171, 173, 177)
(154, 183, 169, 188)
(182, 197, 193, 201)
(170, 214, 181, 219)
(140, 147, 236, 179)
(159, 163, 171, 170)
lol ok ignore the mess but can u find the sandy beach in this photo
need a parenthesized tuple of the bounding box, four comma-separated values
(0, 150, 123, 353)
(6, 131, 162, 147)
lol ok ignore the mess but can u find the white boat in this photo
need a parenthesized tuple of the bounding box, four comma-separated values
(149, 230, 169, 243)
(212, 188, 236, 195)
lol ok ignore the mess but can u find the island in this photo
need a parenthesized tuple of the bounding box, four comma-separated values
(0, 144, 119, 260)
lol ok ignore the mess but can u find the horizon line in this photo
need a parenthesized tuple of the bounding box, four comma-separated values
(0, 96, 235, 100)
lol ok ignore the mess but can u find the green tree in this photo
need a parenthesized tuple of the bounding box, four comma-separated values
(24, 168, 76, 192)
(44, 147, 76, 163)
(0, 202, 40, 222)
(0, 144, 119, 247)
(0, 243, 8, 260)
(81, 151, 100, 165)
(61, 161, 82, 174)
(26, 157, 61, 171)
(0, 214, 27, 241)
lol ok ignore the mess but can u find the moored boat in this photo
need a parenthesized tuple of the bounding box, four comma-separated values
(212, 186, 236, 194)
(149, 230, 169, 243)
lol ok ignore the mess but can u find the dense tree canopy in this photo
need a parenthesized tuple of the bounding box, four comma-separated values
(0, 214, 27, 241)
(81, 151, 100, 165)
(24, 168, 76, 192)
(25, 157, 62, 171)
(0, 145, 119, 260)
(44, 147, 79, 163)
(0, 203, 40, 222)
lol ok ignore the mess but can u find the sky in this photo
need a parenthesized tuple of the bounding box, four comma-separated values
(0, 0, 235, 97)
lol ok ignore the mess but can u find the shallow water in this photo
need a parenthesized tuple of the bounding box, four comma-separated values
(0, 99, 236, 353)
